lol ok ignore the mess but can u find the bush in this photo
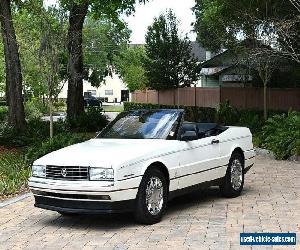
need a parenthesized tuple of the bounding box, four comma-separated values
(217, 101, 240, 125)
(25, 133, 89, 164)
(238, 110, 264, 133)
(0, 151, 31, 196)
(0, 106, 8, 121)
(27, 118, 67, 139)
(53, 99, 66, 112)
(0, 118, 68, 148)
(259, 111, 300, 159)
(0, 122, 34, 147)
(123, 102, 217, 122)
(25, 99, 48, 120)
(66, 107, 109, 133)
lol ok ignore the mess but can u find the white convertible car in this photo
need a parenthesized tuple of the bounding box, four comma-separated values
(29, 109, 255, 224)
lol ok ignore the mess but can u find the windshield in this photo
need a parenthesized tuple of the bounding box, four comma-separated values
(97, 110, 181, 139)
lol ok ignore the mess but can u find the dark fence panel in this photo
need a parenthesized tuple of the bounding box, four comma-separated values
(131, 87, 300, 111)
(196, 88, 220, 108)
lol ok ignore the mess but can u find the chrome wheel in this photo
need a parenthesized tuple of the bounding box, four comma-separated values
(145, 177, 164, 216)
(230, 159, 243, 190)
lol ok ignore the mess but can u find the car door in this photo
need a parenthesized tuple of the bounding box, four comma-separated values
(177, 125, 221, 190)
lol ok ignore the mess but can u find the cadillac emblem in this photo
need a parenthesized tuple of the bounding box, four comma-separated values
(61, 168, 67, 177)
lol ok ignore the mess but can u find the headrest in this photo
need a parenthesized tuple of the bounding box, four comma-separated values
(182, 122, 197, 132)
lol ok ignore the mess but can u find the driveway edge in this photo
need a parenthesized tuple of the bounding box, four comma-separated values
(0, 192, 32, 208)
(255, 147, 300, 162)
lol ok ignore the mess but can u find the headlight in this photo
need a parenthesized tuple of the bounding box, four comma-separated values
(32, 165, 46, 178)
(89, 167, 114, 181)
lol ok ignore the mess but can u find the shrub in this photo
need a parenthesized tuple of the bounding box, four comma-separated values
(66, 107, 109, 133)
(0, 118, 68, 148)
(25, 99, 48, 120)
(123, 102, 217, 122)
(25, 133, 89, 164)
(53, 99, 66, 112)
(0, 100, 6, 106)
(0, 106, 8, 121)
(26, 118, 67, 139)
(0, 122, 34, 147)
(0, 151, 31, 196)
(260, 111, 300, 159)
(217, 101, 240, 125)
(238, 110, 264, 133)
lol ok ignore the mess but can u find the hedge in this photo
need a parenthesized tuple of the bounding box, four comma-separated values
(124, 102, 217, 122)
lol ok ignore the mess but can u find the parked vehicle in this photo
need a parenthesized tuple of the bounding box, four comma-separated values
(84, 96, 102, 107)
(29, 109, 255, 224)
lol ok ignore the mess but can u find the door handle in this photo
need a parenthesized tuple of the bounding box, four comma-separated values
(211, 139, 219, 144)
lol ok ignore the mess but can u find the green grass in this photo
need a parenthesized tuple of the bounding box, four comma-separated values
(0, 151, 31, 197)
(102, 105, 124, 112)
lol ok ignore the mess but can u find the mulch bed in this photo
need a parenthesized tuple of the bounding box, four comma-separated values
(0, 146, 18, 154)
(0, 188, 29, 202)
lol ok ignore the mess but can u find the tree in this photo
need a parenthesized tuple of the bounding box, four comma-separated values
(11, 3, 66, 101)
(114, 46, 148, 92)
(144, 10, 199, 90)
(83, 17, 130, 87)
(38, 8, 68, 138)
(0, 41, 5, 95)
(0, 0, 26, 130)
(193, 0, 300, 63)
(59, 0, 147, 119)
(240, 47, 281, 119)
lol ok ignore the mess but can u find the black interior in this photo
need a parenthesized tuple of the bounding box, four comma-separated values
(180, 122, 228, 140)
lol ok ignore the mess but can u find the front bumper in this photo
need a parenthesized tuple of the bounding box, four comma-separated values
(34, 195, 135, 214)
(29, 176, 142, 214)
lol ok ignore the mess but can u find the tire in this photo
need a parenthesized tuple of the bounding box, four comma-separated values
(135, 168, 168, 224)
(220, 151, 244, 198)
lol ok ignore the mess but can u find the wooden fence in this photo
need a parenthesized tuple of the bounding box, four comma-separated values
(131, 87, 300, 111)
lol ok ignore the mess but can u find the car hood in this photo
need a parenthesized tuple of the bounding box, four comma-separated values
(33, 139, 176, 168)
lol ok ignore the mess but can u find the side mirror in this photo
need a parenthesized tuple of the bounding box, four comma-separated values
(180, 130, 198, 141)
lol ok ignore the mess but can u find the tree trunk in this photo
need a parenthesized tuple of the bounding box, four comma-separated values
(263, 82, 267, 120)
(49, 96, 53, 139)
(66, 1, 88, 119)
(0, 0, 26, 130)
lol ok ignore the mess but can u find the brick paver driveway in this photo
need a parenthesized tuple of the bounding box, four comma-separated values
(0, 156, 299, 250)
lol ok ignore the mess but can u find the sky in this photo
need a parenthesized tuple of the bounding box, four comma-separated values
(123, 0, 197, 44)
(45, 0, 197, 44)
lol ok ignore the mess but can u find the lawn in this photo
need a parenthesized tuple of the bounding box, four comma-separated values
(102, 104, 124, 112)
(0, 148, 31, 200)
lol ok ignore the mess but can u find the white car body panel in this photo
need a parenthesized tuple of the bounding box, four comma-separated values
(29, 123, 255, 212)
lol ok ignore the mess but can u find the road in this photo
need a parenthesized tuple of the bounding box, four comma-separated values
(0, 156, 299, 249)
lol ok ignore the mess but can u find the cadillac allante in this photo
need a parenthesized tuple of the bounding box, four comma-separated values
(29, 109, 255, 224)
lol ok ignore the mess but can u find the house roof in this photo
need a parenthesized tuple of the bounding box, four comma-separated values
(201, 49, 229, 67)
(200, 66, 231, 76)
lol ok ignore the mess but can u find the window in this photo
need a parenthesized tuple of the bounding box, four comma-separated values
(105, 90, 113, 95)
(97, 110, 181, 139)
(87, 90, 96, 96)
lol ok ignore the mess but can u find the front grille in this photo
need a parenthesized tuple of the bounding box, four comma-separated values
(46, 165, 89, 181)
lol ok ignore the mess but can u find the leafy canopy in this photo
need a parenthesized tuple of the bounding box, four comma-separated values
(12, 4, 68, 98)
(114, 46, 148, 92)
(193, 0, 299, 52)
(144, 9, 200, 90)
(83, 17, 130, 87)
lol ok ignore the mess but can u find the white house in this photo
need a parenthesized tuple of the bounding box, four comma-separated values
(58, 72, 129, 103)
